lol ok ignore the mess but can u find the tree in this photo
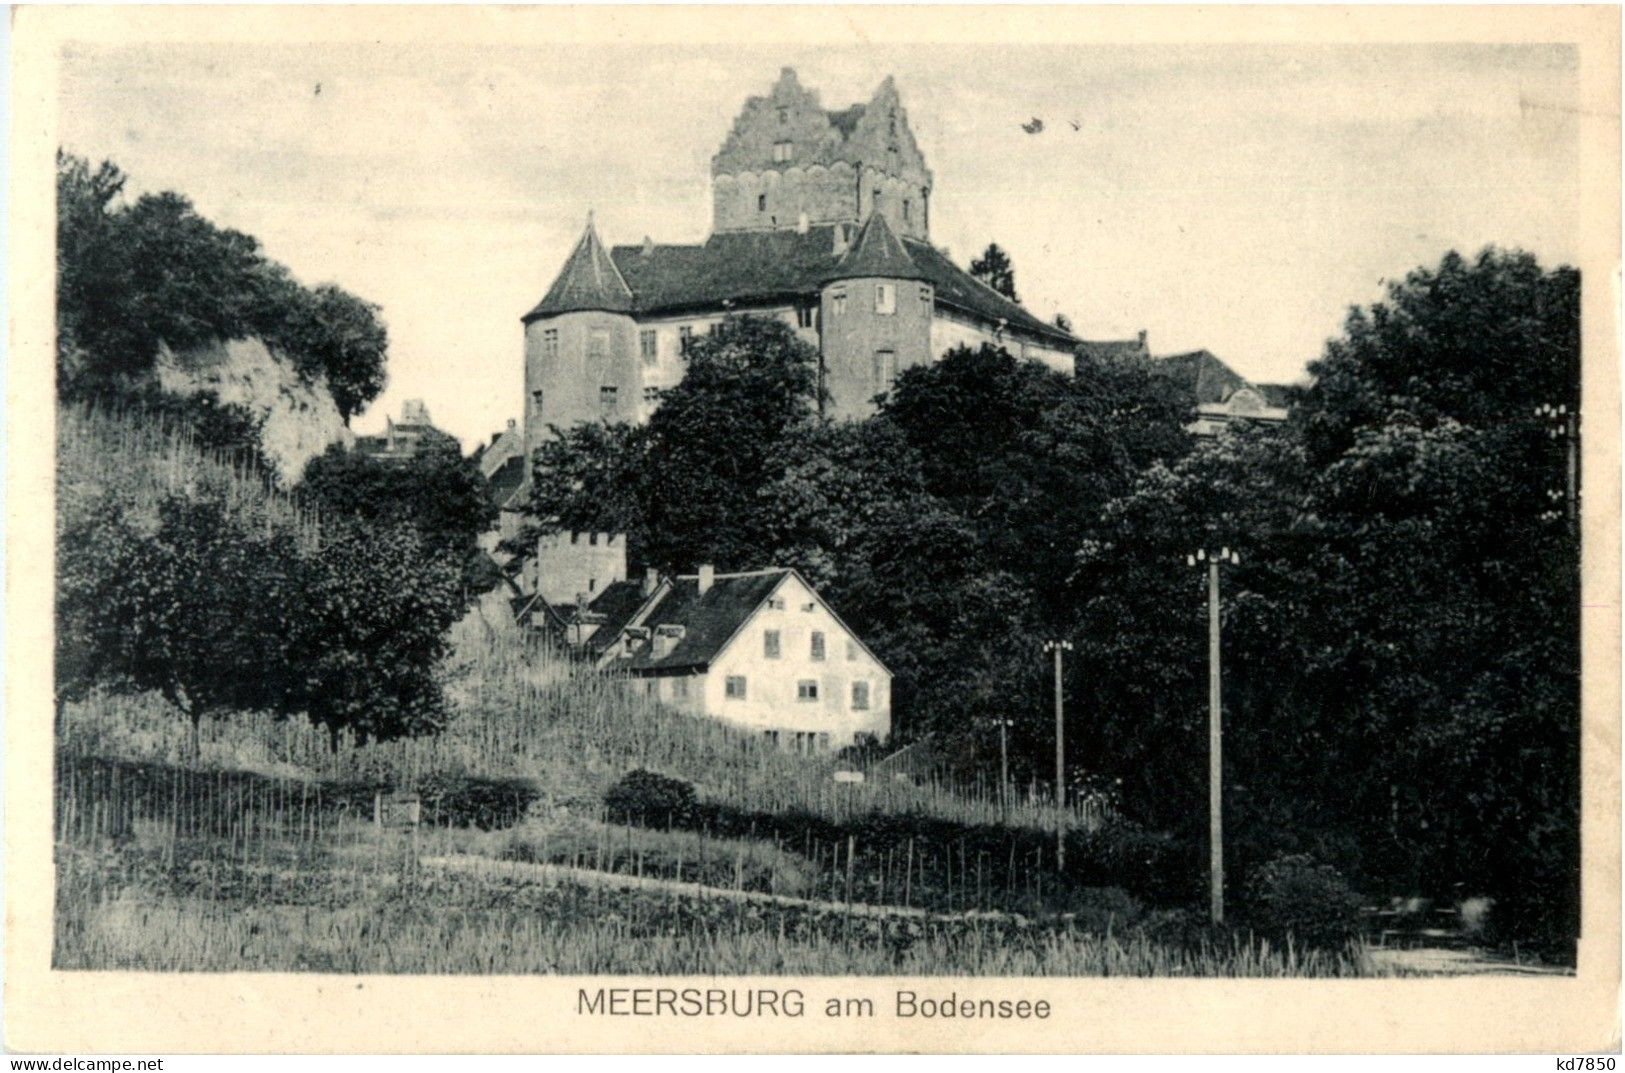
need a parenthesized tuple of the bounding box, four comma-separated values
(278, 284, 390, 424)
(56, 491, 303, 756)
(286, 522, 464, 750)
(969, 242, 1018, 302)
(1053, 312, 1073, 333)
(299, 432, 498, 601)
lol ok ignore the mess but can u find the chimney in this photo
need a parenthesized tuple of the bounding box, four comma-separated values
(797, 211, 810, 235)
(642, 235, 655, 257)
(1137, 329, 1148, 349)
(643, 566, 659, 596)
(833, 223, 851, 257)
(697, 564, 714, 595)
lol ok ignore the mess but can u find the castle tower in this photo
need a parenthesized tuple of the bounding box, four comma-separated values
(520, 214, 640, 451)
(710, 69, 932, 240)
(818, 211, 933, 418)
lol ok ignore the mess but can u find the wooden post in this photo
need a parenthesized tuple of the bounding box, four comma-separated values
(1208, 557, 1225, 926)
(999, 719, 1010, 815)
(1053, 643, 1066, 871)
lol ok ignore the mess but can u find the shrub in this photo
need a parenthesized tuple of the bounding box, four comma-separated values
(604, 769, 698, 827)
(1243, 853, 1364, 948)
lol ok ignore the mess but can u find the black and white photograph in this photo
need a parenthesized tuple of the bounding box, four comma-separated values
(8, 2, 1620, 1056)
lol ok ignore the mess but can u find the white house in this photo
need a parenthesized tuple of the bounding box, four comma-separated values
(598, 566, 891, 752)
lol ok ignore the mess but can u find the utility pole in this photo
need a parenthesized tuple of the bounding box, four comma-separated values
(1043, 639, 1073, 870)
(997, 717, 1013, 814)
(1188, 546, 1238, 926)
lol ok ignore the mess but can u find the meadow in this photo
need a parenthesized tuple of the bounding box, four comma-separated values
(53, 403, 1384, 976)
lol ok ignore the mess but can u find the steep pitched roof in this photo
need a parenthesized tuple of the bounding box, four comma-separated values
(576, 579, 650, 654)
(1154, 349, 1252, 406)
(612, 569, 790, 673)
(487, 454, 527, 510)
(822, 211, 926, 284)
(596, 221, 1074, 347)
(524, 216, 634, 321)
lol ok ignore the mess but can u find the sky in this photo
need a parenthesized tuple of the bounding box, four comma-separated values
(59, 41, 1580, 449)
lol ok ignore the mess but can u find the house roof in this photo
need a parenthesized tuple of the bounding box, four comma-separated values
(1154, 349, 1253, 407)
(822, 212, 926, 285)
(578, 579, 650, 653)
(1075, 337, 1149, 365)
(487, 454, 527, 510)
(525, 216, 635, 319)
(528, 215, 1075, 347)
(614, 569, 791, 673)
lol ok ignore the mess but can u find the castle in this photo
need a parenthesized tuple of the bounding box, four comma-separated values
(516, 67, 1080, 458)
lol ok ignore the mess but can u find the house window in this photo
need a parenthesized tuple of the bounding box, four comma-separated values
(920, 285, 932, 303)
(796, 305, 815, 329)
(600, 386, 618, 413)
(793, 732, 819, 755)
(587, 578, 596, 591)
(643, 386, 661, 409)
(768, 596, 787, 610)
(903, 199, 911, 222)
(531, 389, 544, 414)
(831, 290, 847, 317)
(678, 325, 693, 352)
(875, 283, 896, 315)
(758, 194, 768, 212)
(773, 141, 794, 163)
(797, 680, 819, 701)
(763, 729, 779, 747)
(852, 681, 870, 711)
(645, 680, 657, 697)
(810, 631, 825, 661)
(543, 328, 559, 360)
(588, 328, 610, 360)
(726, 676, 747, 700)
(673, 677, 689, 700)
(763, 629, 781, 658)
(640, 330, 658, 364)
(873, 350, 897, 393)
(847, 639, 859, 661)
(819, 732, 830, 750)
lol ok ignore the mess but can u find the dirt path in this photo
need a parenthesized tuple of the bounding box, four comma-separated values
(422, 854, 1023, 924)
(1367, 947, 1572, 976)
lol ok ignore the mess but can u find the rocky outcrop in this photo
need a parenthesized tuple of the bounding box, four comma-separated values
(156, 337, 352, 482)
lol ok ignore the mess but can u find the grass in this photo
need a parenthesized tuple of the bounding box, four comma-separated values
(53, 402, 1379, 976)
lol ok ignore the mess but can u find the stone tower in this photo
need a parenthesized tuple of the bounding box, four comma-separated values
(710, 69, 933, 241)
(818, 211, 933, 418)
(521, 215, 640, 454)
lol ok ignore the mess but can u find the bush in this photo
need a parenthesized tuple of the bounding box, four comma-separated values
(417, 773, 541, 830)
(1243, 853, 1364, 948)
(604, 769, 698, 827)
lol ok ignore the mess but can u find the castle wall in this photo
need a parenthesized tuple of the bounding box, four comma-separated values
(930, 308, 1076, 375)
(534, 531, 627, 605)
(631, 305, 818, 418)
(523, 310, 640, 448)
(819, 276, 934, 419)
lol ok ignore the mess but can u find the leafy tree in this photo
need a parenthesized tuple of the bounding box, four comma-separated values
(298, 431, 498, 600)
(969, 242, 1018, 302)
(55, 492, 303, 756)
(286, 522, 464, 750)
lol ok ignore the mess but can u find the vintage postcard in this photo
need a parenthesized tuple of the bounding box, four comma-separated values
(6, 4, 1620, 1055)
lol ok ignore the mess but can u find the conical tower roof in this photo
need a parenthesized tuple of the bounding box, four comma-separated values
(821, 211, 926, 284)
(524, 214, 635, 320)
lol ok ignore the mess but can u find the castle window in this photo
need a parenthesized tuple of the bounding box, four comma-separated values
(543, 328, 559, 360)
(773, 141, 793, 163)
(673, 677, 689, 700)
(875, 283, 896, 315)
(679, 325, 693, 352)
(588, 533, 598, 546)
(920, 285, 932, 303)
(852, 681, 870, 711)
(643, 385, 660, 406)
(778, 106, 788, 125)
(640, 329, 657, 364)
(588, 328, 610, 360)
(599, 386, 618, 413)
(763, 729, 778, 746)
(796, 305, 815, 329)
(873, 350, 897, 393)
(763, 629, 781, 659)
(726, 676, 747, 700)
(903, 199, 911, 222)
(810, 631, 825, 661)
(531, 389, 544, 414)
(758, 194, 767, 212)
(797, 680, 819, 702)
(831, 290, 847, 317)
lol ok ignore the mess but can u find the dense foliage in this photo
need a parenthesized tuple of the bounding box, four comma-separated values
(56, 151, 388, 423)
(299, 432, 498, 599)
(525, 248, 1580, 949)
(969, 242, 1019, 302)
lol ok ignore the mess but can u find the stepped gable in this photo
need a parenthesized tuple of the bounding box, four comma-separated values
(524, 215, 634, 321)
(821, 211, 927, 284)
